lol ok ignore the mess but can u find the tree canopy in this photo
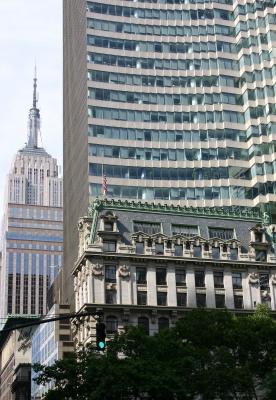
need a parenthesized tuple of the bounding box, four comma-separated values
(33, 306, 276, 400)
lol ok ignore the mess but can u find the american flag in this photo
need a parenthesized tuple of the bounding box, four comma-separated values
(102, 174, 107, 196)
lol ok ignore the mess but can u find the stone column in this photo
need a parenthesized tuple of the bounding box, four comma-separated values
(118, 264, 131, 305)
(87, 271, 92, 303)
(147, 266, 157, 306)
(78, 271, 83, 309)
(224, 268, 234, 309)
(242, 271, 252, 309)
(93, 267, 105, 304)
(246, 270, 261, 309)
(131, 266, 137, 305)
(205, 268, 215, 308)
(270, 272, 276, 310)
(167, 265, 177, 307)
(186, 267, 196, 307)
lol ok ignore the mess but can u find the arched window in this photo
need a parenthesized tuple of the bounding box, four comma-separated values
(106, 316, 118, 334)
(158, 317, 169, 332)
(138, 317, 149, 335)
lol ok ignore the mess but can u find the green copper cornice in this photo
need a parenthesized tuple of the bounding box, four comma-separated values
(87, 198, 263, 222)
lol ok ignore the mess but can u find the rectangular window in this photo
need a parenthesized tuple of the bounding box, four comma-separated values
(196, 293, 206, 307)
(137, 291, 147, 305)
(136, 242, 144, 254)
(230, 248, 238, 260)
(234, 295, 243, 309)
(208, 227, 234, 240)
(195, 271, 205, 287)
(134, 221, 161, 235)
(155, 243, 164, 255)
(105, 265, 116, 283)
(174, 244, 183, 256)
(106, 289, 117, 304)
(136, 267, 147, 284)
(214, 272, 224, 288)
(176, 269, 186, 286)
(157, 291, 167, 306)
(171, 224, 199, 237)
(7, 274, 13, 314)
(103, 241, 116, 252)
(15, 272, 21, 314)
(232, 272, 242, 289)
(156, 268, 167, 285)
(193, 246, 202, 258)
(212, 247, 220, 259)
(215, 294, 225, 308)
(177, 292, 187, 306)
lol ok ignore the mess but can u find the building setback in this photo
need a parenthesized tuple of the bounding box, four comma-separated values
(0, 73, 63, 320)
(64, 0, 276, 303)
(72, 198, 276, 344)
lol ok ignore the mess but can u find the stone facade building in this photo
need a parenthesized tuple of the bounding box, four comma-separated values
(72, 198, 276, 344)
(63, 0, 276, 305)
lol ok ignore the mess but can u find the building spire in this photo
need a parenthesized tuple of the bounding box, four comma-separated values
(27, 66, 40, 148)
(33, 64, 37, 108)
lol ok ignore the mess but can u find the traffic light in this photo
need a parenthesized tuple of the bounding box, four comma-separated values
(96, 322, 106, 351)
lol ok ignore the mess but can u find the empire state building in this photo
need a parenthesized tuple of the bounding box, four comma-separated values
(0, 72, 63, 319)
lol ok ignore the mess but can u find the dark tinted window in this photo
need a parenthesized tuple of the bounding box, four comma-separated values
(214, 271, 224, 288)
(105, 265, 116, 282)
(177, 292, 187, 306)
(196, 293, 206, 307)
(195, 271, 205, 287)
(232, 272, 242, 289)
(157, 292, 167, 306)
(137, 291, 147, 305)
(136, 267, 147, 284)
(176, 270, 186, 286)
(215, 294, 225, 308)
(156, 268, 167, 285)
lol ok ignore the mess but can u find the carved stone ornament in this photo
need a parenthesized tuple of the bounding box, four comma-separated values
(119, 264, 130, 278)
(271, 275, 276, 285)
(263, 212, 270, 225)
(262, 290, 271, 299)
(106, 283, 116, 290)
(92, 263, 104, 277)
(84, 222, 92, 244)
(248, 272, 259, 284)
(85, 259, 92, 276)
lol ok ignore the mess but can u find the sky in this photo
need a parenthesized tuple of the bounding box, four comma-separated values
(0, 0, 62, 212)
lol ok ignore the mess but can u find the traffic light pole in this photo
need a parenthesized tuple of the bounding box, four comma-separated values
(0, 311, 102, 333)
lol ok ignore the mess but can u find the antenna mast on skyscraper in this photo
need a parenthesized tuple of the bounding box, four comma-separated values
(27, 66, 40, 149)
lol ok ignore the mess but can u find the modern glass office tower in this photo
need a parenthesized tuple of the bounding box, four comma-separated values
(64, 0, 276, 300)
(0, 74, 63, 319)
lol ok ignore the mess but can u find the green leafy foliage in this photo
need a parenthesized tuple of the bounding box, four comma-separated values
(33, 307, 276, 399)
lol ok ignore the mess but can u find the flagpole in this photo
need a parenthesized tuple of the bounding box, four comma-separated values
(102, 163, 107, 197)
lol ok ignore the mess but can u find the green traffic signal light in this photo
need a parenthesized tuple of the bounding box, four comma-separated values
(96, 322, 106, 351)
(98, 341, 106, 350)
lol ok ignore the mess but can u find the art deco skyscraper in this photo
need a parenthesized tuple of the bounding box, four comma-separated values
(0, 72, 63, 319)
(63, 0, 276, 301)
